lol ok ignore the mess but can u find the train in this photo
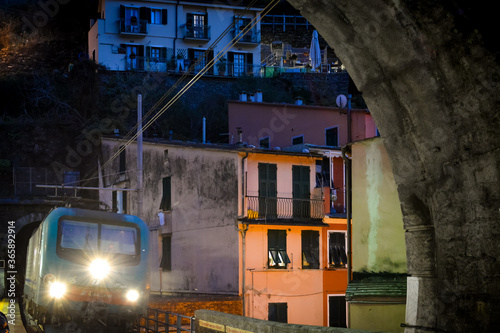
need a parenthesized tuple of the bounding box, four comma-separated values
(23, 207, 150, 332)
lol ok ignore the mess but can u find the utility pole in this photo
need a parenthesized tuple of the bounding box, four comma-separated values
(137, 94, 143, 219)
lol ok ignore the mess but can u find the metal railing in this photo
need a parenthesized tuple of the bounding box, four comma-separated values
(12, 167, 62, 196)
(246, 196, 324, 221)
(233, 29, 261, 44)
(138, 308, 195, 333)
(122, 56, 262, 77)
(183, 25, 211, 40)
(118, 18, 148, 35)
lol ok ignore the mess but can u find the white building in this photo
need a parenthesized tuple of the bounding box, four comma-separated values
(88, 0, 263, 75)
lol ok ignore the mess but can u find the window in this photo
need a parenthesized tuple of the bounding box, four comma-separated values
(268, 303, 287, 323)
(328, 296, 347, 327)
(122, 44, 145, 70)
(149, 8, 168, 24)
(160, 177, 171, 211)
(259, 137, 270, 149)
(268, 230, 290, 269)
(329, 232, 347, 268)
(227, 52, 253, 76)
(188, 48, 214, 74)
(302, 230, 319, 269)
(112, 190, 128, 214)
(160, 234, 172, 270)
(186, 13, 208, 39)
(292, 135, 304, 145)
(326, 127, 339, 146)
(57, 219, 140, 265)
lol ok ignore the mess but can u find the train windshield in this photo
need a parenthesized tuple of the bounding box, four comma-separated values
(58, 219, 139, 263)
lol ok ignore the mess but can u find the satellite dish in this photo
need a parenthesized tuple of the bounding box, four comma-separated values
(336, 94, 347, 108)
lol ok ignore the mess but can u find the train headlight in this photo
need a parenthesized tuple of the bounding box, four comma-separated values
(49, 281, 67, 299)
(89, 259, 110, 280)
(125, 290, 139, 302)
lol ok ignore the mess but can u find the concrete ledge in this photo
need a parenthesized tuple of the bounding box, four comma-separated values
(195, 310, 390, 333)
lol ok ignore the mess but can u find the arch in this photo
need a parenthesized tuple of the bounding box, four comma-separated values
(287, 0, 500, 332)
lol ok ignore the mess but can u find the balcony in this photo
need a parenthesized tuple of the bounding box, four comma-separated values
(246, 196, 325, 222)
(183, 25, 211, 41)
(118, 18, 148, 37)
(233, 29, 261, 45)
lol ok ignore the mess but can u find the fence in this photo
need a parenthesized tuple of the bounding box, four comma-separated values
(138, 308, 195, 333)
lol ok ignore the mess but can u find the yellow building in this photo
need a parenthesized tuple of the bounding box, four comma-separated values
(346, 137, 407, 332)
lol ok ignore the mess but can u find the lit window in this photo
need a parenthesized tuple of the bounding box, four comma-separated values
(268, 230, 290, 269)
(302, 230, 319, 269)
(329, 232, 347, 268)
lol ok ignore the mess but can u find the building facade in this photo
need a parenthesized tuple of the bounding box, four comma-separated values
(88, 0, 262, 75)
(98, 137, 345, 326)
(346, 137, 407, 332)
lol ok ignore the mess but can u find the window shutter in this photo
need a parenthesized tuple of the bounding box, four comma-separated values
(119, 5, 125, 19)
(162, 9, 168, 25)
(140, 7, 151, 23)
(112, 191, 117, 212)
(123, 191, 128, 213)
(160, 47, 167, 61)
(160, 177, 171, 210)
(186, 13, 194, 26)
(145, 46, 151, 58)
(188, 48, 194, 61)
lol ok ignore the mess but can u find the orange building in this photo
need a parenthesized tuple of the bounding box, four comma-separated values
(239, 149, 348, 327)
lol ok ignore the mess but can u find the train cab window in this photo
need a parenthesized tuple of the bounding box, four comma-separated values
(57, 219, 140, 265)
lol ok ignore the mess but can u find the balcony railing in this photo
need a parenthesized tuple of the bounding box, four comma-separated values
(118, 18, 148, 35)
(233, 29, 261, 44)
(246, 196, 324, 221)
(121, 55, 262, 77)
(183, 25, 211, 41)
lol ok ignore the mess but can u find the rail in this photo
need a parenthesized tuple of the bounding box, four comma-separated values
(138, 308, 195, 333)
(246, 196, 324, 221)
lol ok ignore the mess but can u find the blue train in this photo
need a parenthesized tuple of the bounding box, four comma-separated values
(23, 207, 149, 332)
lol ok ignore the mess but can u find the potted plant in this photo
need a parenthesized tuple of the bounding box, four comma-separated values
(217, 57, 227, 76)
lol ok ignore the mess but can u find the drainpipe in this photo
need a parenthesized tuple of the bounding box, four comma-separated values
(239, 151, 249, 315)
(240, 223, 249, 316)
(341, 145, 352, 282)
(173, 1, 179, 54)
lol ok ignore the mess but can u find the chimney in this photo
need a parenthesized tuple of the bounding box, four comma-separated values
(255, 89, 263, 102)
(249, 93, 255, 102)
(239, 91, 247, 101)
(295, 97, 303, 105)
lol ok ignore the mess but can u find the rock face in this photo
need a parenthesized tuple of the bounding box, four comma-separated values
(287, 0, 500, 332)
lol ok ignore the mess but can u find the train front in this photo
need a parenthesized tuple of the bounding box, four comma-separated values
(36, 208, 150, 330)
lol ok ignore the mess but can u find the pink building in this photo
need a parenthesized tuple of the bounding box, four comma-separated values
(228, 97, 378, 215)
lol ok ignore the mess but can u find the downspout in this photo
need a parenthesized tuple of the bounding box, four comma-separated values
(240, 151, 249, 316)
(174, 0, 179, 54)
(341, 145, 352, 326)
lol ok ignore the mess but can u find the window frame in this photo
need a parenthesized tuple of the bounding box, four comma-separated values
(160, 177, 172, 211)
(301, 230, 320, 269)
(268, 229, 291, 269)
(292, 135, 304, 145)
(268, 302, 288, 323)
(259, 137, 270, 149)
(325, 126, 339, 146)
(160, 234, 172, 271)
(328, 231, 347, 268)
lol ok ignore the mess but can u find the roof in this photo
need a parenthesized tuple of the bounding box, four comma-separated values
(228, 100, 369, 114)
(102, 136, 323, 158)
(346, 273, 407, 300)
